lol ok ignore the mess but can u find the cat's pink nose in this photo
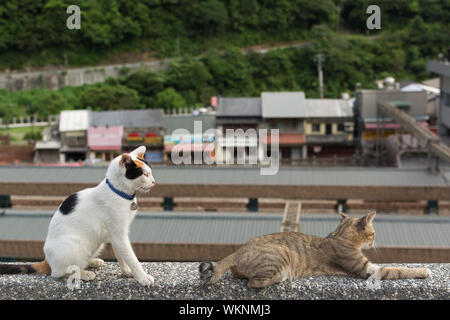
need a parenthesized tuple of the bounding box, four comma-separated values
(151, 181, 156, 188)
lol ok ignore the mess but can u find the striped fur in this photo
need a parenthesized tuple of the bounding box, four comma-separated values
(0, 260, 51, 275)
(199, 211, 430, 288)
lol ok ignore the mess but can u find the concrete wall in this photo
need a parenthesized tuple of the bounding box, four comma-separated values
(0, 59, 172, 91)
(2, 182, 450, 201)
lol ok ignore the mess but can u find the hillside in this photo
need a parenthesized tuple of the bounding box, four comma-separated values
(0, 0, 449, 119)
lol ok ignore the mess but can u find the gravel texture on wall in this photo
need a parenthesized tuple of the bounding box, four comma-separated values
(0, 262, 448, 300)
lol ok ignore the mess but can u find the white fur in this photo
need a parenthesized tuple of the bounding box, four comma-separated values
(366, 262, 381, 282)
(43, 146, 156, 287)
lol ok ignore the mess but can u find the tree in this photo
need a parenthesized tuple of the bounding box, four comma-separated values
(167, 57, 212, 92)
(81, 85, 140, 110)
(186, 0, 229, 35)
(154, 88, 186, 111)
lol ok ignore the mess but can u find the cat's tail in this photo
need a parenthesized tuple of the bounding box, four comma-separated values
(199, 251, 237, 285)
(0, 260, 51, 275)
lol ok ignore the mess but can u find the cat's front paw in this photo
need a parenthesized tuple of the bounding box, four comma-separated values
(136, 273, 155, 287)
(80, 270, 96, 281)
(199, 261, 215, 284)
(421, 268, 432, 278)
(88, 258, 105, 268)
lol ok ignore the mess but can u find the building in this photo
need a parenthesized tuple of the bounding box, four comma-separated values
(400, 81, 440, 123)
(164, 114, 216, 164)
(87, 124, 123, 162)
(261, 92, 306, 163)
(89, 109, 166, 163)
(354, 89, 428, 159)
(59, 110, 91, 162)
(427, 60, 450, 144)
(34, 125, 61, 164)
(34, 140, 61, 163)
(303, 99, 354, 159)
(215, 97, 262, 164)
(211, 92, 355, 165)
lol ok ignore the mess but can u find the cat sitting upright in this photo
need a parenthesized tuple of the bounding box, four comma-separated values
(0, 146, 156, 287)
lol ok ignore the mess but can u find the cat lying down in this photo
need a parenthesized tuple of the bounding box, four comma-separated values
(0, 146, 156, 287)
(199, 211, 431, 288)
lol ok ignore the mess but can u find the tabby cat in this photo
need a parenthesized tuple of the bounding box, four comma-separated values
(199, 211, 430, 288)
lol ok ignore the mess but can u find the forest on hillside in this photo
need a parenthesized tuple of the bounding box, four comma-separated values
(0, 0, 449, 119)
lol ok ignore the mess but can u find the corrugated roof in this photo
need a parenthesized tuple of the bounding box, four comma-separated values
(262, 92, 306, 118)
(305, 99, 353, 118)
(91, 109, 165, 129)
(164, 114, 216, 134)
(0, 210, 448, 247)
(216, 97, 262, 118)
(0, 167, 447, 187)
(59, 110, 90, 132)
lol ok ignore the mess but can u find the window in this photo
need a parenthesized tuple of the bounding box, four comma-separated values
(312, 123, 321, 132)
(397, 104, 411, 112)
(337, 123, 345, 132)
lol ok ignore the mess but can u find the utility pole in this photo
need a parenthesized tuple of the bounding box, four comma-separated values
(315, 54, 324, 99)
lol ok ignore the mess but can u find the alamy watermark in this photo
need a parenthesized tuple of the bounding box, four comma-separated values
(66, 5, 81, 30)
(169, 121, 280, 175)
(366, 5, 381, 30)
(66, 265, 81, 290)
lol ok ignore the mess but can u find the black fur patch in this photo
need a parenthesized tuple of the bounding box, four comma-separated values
(0, 264, 36, 274)
(124, 160, 143, 179)
(59, 193, 78, 215)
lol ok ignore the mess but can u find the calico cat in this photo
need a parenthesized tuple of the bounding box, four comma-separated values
(0, 146, 156, 287)
(199, 211, 431, 288)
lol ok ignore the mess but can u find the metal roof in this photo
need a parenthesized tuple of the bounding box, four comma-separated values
(0, 210, 448, 247)
(216, 97, 262, 118)
(35, 140, 61, 150)
(59, 110, 90, 132)
(0, 166, 447, 187)
(262, 92, 306, 118)
(305, 99, 353, 118)
(427, 60, 450, 77)
(164, 114, 216, 134)
(91, 109, 165, 129)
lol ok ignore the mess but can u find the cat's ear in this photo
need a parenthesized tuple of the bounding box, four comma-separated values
(357, 211, 376, 230)
(339, 212, 348, 222)
(366, 211, 376, 223)
(119, 153, 132, 167)
(132, 146, 146, 158)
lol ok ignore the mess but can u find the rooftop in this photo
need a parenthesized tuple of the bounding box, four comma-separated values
(427, 60, 450, 77)
(34, 140, 61, 150)
(59, 110, 90, 132)
(261, 92, 306, 118)
(164, 114, 216, 134)
(0, 166, 447, 187)
(305, 99, 353, 118)
(0, 262, 447, 299)
(1, 210, 449, 247)
(216, 97, 262, 118)
(91, 109, 166, 129)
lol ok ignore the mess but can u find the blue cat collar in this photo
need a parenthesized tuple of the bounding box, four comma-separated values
(105, 179, 135, 201)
